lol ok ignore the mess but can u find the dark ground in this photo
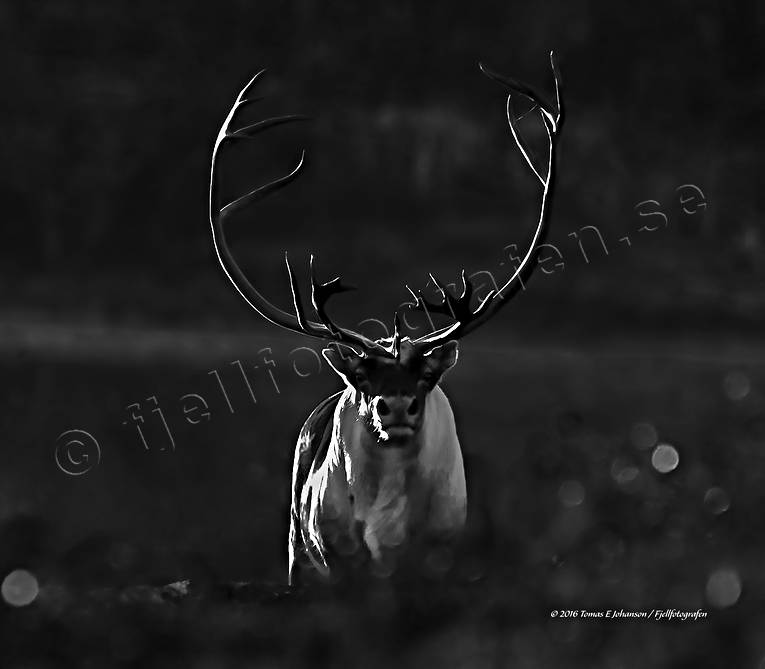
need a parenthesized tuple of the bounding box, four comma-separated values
(1, 1, 764, 667)
(2, 340, 763, 667)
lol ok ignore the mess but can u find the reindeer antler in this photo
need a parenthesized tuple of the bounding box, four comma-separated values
(411, 51, 564, 347)
(209, 70, 390, 356)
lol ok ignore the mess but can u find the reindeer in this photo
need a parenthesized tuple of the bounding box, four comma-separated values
(208, 53, 564, 586)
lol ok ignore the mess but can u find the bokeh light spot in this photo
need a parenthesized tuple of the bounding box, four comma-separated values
(611, 459, 641, 490)
(703, 487, 730, 515)
(705, 568, 741, 608)
(2, 569, 39, 607)
(558, 480, 585, 507)
(723, 371, 750, 401)
(651, 443, 679, 473)
(630, 422, 658, 450)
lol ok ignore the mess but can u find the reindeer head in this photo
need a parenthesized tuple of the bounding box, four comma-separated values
(323, 339, 458, 444)
(208, 55, 563, 415)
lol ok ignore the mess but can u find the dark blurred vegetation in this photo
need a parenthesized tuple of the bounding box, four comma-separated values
(2, 0, 765, 666)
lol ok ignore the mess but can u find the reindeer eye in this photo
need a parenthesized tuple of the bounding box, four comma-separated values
(422, 372, 434, 383)
(354, 371, 367, 385)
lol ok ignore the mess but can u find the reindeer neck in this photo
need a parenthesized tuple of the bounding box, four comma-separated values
(332, 388, 419, 499)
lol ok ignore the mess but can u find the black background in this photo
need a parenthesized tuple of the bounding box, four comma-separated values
(1, 1, 764, 666)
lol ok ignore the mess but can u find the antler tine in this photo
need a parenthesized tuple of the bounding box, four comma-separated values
(210, 70, 388, 355)
(507, 94, 545, 186)
(458, 269, 474, 308)
(413, 53, 564, 347)
(308, 255, 383, 352)
(218, 150, 306, 223)
(478, 52, 560, 130)
(410, 270, 492, 329)
(285, 252, 310, 331)
(549, 50, 564, 126)
(427, 273, 456, 317)
(405, 273, 453, 319)
(392, 310, 402, 354)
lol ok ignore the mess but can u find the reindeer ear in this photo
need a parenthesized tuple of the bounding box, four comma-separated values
(423, 340, 459, 381)
(322, 345, 365, 385)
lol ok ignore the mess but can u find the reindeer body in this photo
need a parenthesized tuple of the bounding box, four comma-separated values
(289, 384, 466, 584)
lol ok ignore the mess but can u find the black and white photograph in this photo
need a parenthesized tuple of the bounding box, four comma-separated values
(1, 1, 763, 667)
